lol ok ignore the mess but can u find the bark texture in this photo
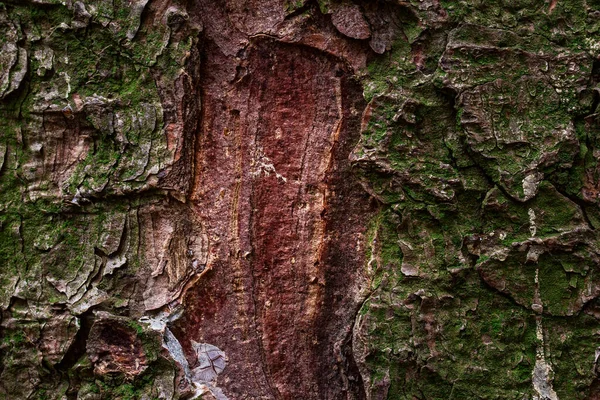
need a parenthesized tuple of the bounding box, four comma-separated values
(2, 0, 600, 399)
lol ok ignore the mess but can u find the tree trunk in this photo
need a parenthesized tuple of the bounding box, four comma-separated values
(1, 0, 600, 399)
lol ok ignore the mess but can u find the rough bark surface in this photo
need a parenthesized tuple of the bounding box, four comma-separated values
(2, 0, 600, 399)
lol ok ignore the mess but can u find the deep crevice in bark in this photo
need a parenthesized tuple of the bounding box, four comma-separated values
(56, 309, 95, 373)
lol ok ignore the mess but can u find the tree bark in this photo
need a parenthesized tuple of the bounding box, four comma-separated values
(1, 0, 600, 399)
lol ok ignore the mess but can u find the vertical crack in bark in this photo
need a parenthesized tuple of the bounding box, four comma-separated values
(55, 309, 95, 373)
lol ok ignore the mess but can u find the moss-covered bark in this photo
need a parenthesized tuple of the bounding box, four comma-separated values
(2, 0, 600, 399)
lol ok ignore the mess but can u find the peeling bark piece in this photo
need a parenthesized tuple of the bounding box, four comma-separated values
(0, 274, 19, 310)
(5, 47, 27, 98)
(126, 0, 151, 40)
(104, 255, 127, 276)
(39, 313, 79, 365)
(331, 4, 370, 40)
(69, 287, 109, 315)
(45, 242, 96, 300)
(0, 7, 20, 98)
(33, 47, 54, 76)
(0, 42, 19, 98)
(0, 38, 27, 99)
(97, 212, 127, 256)
(72, 1, 92, 29)
(191, 342, 227, 383)
(140, 204, 208, 311)
(83, 96, 115, 135)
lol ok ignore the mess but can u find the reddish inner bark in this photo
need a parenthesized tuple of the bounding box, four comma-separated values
(172, 39, 373, 399)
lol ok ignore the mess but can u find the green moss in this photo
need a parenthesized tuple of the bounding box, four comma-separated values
(2, 330, 26, 346)
(316, 0, 331, 14)
(360, 259, 539, 397)
(545, 314, 598, 398)
(95, 357, 173, 400)
(284, 0, 305, 13)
